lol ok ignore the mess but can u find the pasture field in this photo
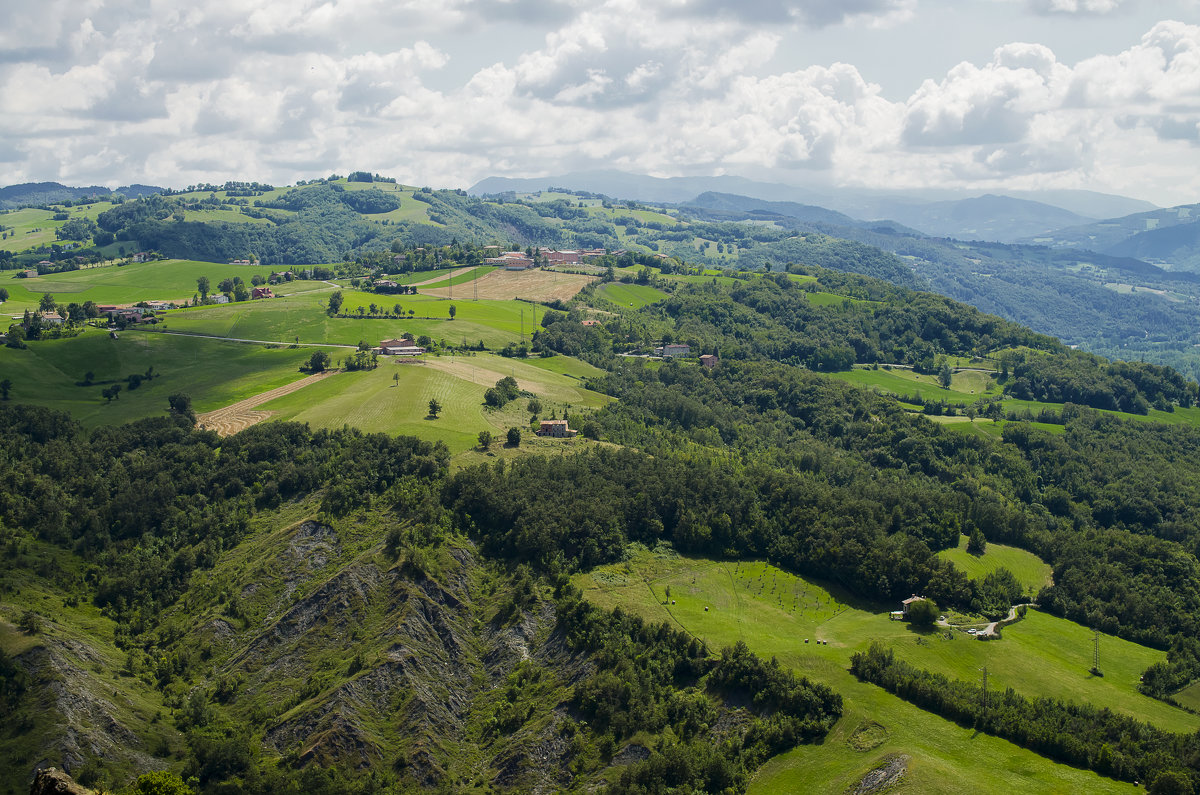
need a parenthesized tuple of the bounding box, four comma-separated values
(937, 534, 1053, 595)
(162, 291, 533, 349)
(257, 352, 610, 453)
(3, 258, 281, 313)
(0, 208, 60, 252)
(595, 282, 669, 308)
(421, 268, 595, 302)
(0, 329, 313, 426)
(575, 551, 1186, 793)
(830, 366, 1001, 405)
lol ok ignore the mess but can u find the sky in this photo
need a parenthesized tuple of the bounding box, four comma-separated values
(2, 0, 1200, 205)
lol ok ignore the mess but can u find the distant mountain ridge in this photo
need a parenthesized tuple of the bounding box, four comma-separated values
(0, 181, 165, 209)
(1024, 203, 1200, 272)
(867, 194, 1095, 243)
(468, 170, 1156, 244)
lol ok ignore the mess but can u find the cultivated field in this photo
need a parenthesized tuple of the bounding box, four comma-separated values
(196, 370, 339, 436)
(422, 268, 595, 302)
(576, 550, 1184, 794)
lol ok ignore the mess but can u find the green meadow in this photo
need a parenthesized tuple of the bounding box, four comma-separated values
(0, 329, 312, 425)
(937, 534, 1054, 595)
(575, 550, 1188, 794)
(595, 282, 669, 308)
(830, 366, 1001, 405)
(259, 352, 610, 453)
(3, 258, 281, 313)
(162, 292, 533, 349)
(0, 208, 60, 252)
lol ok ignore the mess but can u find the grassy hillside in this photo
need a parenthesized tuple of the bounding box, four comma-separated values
(936, 534, 1053, 595)
(259, 353, 610, 453)
(4, 259, 281, 313)
(830, 366, 1001, 405)
(576, 550, 1150, 794)
(596, 282, 669, 308)
(0, 329, 313, 425)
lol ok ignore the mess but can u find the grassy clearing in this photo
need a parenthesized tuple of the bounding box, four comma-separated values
(937, 534, 1053, 595)
(807, 292, 877, 307)
(258, 352, 610, 453)
(3, 259, 281, 313)
(596, 282, 669, 308)
(0, 329, 313, 425)
(1171, 681, 1200, 712)
(830, 367, 1001, 405)
(180, 208, 271, 225)
(577, 551, 1177, 794)
(1000, 399, 1200, 429)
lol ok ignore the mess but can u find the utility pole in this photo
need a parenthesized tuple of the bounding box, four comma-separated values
(1092, 630, 1102, 675)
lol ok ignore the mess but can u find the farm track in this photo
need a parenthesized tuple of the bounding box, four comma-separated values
(196, 370, 339, 436)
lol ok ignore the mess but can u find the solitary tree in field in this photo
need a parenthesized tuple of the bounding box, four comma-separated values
(392, 373, 400, 387)
(197, 276, 210, 300)
(478, 430, 492, 449)
(306, 350, 330, 372)
(506, 427, 521, 447)
(448, 304, 457, 320)
(967, 528, 987, 556)
(0, 287, 9, 302)
(0, 379, 11, 400)
(428, 398, 442, 418)
(907, 598, 939, 627)
(327, 290, 344, 315)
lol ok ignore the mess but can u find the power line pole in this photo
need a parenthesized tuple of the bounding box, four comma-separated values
(1092, 629, 1101, 675)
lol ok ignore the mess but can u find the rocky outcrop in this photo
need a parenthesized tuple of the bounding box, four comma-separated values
(29, 767, 93, 795)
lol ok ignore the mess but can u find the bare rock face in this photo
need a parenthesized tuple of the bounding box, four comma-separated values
(29, 767, 94, 795)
